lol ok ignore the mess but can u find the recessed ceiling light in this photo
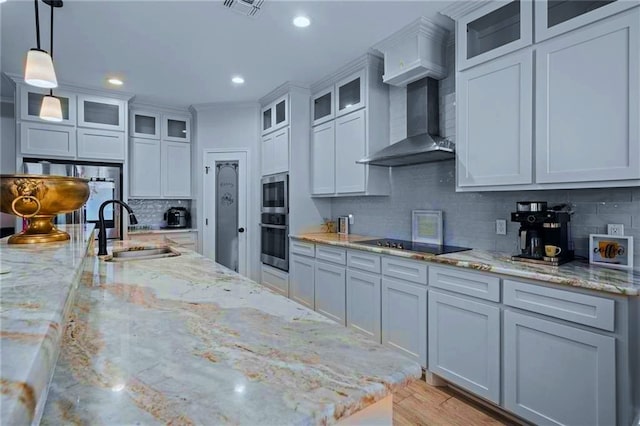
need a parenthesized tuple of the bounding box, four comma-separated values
(107, 77, 123, 86)
(232, 76, 245, 84)
(293, 16, 310, 28)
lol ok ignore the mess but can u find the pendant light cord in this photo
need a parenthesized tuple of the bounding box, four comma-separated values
(34, 0, 41, 49)
(49, 1, 54, 97)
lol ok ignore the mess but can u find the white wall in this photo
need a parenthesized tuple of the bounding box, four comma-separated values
(1, 98, 16, 228)
(192, 103, 261, 281)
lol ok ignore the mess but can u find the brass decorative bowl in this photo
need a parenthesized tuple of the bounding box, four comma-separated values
(0, 174, 90, 244)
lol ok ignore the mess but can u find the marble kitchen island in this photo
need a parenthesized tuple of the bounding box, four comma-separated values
(37, 240, 421, 425)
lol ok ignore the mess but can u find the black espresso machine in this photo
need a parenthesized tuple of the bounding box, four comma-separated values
(511, 201, 573, 266)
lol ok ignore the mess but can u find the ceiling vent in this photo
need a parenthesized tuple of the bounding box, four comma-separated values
(222, 0, 264, 17)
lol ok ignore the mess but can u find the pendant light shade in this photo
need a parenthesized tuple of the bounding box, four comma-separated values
(40, 93, 63, 122)
(25, 48, 58, 89)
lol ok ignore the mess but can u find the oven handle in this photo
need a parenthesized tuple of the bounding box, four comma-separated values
(259, 223, 288, 230)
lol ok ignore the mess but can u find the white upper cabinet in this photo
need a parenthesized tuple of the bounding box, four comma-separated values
(161, 140, 191, 197)
(77, 95, 125, 131)
(261, 94, 289, 135)
(535, 9, 640, 183)
(335, 109, 367, 193)
(311, 86, 335, 126)
(131, 110, 160, 139)
(311, 121, 336, 195)
(130, 138, 161, 197)
(457, 0, 533, 70)
(457, 49, 533, 187)
(20, 122, 76, 158)
(261, 127, 289, 176)
(20, 87, 76, 126)
(162, 114, 191, 143)
(77, 128, 125, 161)
(534, 0, 638, 42)
(335, 69, 366, 117)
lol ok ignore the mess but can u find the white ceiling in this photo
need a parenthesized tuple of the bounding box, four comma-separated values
(1, 0, 454, 107)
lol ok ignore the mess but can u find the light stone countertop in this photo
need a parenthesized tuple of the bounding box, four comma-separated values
(127, 228, 197, 234)
(39, 240, 421, 425)
(0, 224, 96, 425)
(291, 233, 640, 296)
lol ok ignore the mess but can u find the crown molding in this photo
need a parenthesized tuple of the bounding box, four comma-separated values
(189, 101, 259, 112)
(258, 81, 310, 106)
(439, 0, 495, 21)
(310, 52, 382, 93)
(373, 17, 450, 52)
(130, 96, 191, 113)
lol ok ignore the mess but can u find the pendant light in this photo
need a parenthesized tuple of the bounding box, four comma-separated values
(39, 1, 63, 122)
(24, 0, 58, 89)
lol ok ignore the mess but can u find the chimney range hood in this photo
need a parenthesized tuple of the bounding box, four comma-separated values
(357, 77, 454, 167)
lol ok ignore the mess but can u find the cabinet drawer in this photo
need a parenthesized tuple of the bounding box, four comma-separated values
(290, 240, 315, 258)
(347, 250, 381, 274)
(315, 245, 346, 265)
(503, 280, 614, 331)
(382, 257, 427, 285)
(166, 233, 197, 245)
(429, 266, 500, 302)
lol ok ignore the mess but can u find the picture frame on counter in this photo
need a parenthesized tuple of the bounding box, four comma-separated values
(412, 210, 443, 245)
(589, 234, 634, 270)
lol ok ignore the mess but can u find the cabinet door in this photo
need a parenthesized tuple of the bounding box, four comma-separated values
(161, 141, 191, 197)
(261, 264, 289, 297)
(273, 95, 289, 130)
(261, 105, 273, 135)
(336, 69, 366, 117)
(535, 0, 637, 42)
(312, 86, 335, 126)
(77, 95, 125, 131)
(535, 10, 640, 184)
(162, 114, 191, 143)
(271, 127, 289, 174)
(457, 49, 533, 187)
(346, 270, 381, 343)
(77, 129, 125, 161)
(381, 278, 427, 367)
(457, 0, 533, 70)
(335, 109, 366, 193)
(20, 122, 76, 158)
(504, 310, 616, 425)
(428, 290, 500, 403)
(289, 255, 315, 309)
(130, 138, 161, 197)
(261, 133, 274, 176)
(314, 261, 346, 325)
(20, 87, 76, 126)
(311, 121, 336, 195)
(131, 111, 160, 139)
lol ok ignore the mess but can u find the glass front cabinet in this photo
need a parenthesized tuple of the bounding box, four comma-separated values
(77, 95, 126, 131)
(162, 114, 191, 143)
(20, 87, 77, 126)
(457, 0, 533, 70)
(312, 86, 335, 126)
(335, 70, 365, 117)
(131, 111, 160, 139)
(261, 94, 288, 135)
(534, 0, 637, 42)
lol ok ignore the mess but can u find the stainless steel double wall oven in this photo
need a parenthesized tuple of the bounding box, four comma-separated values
(260, 172, 288, 271)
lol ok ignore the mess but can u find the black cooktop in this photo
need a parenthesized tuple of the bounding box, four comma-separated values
(359, 239, 471, 255)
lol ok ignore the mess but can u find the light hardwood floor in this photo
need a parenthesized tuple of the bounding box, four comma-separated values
(392, 380, 514, 426)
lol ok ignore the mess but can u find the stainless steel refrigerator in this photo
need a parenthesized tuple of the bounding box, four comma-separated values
(22, 158, 124, 239)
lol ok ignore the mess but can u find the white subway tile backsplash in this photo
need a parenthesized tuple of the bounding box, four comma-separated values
(128, 199, 192, 228)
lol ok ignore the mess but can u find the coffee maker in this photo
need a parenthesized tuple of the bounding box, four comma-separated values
(511, 201, 573, 266)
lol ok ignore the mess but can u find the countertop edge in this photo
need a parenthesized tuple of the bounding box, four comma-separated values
(290, 234, 639, 297)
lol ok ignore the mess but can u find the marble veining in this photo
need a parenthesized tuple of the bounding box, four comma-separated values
(292, 233, 640, 296)
(0, 225, 96, 426)
(41, 241, 421, 425)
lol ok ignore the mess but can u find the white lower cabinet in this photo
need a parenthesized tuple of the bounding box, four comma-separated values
(20, 122, 76, 158)
(381, 277, 427, 367)
(77, 128, 125, 161)
(346, 269, 381, 343)
(504, 310, 616, 425)
(314, 261, 346, 325)
(261, 264, 289, 297)
(130, 138, 161, 197)
(428, 290, 500, 403)
(289, 254, 315, 309)
(161, 141, 191, 198)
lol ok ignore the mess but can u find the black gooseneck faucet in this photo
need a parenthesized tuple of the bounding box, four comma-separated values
(97, 200, 138, 256)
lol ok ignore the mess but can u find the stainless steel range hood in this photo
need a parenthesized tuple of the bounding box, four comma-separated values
(358, 77, 454, 167)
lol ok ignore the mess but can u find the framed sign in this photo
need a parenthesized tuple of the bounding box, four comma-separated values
(412, 210, 443, 245)
(589, 234, 634, 270)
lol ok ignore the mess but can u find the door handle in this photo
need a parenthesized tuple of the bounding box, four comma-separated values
(238, 227, 245, 233)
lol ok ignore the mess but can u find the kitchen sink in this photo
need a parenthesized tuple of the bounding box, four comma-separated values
(105, 246, 181, 262)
